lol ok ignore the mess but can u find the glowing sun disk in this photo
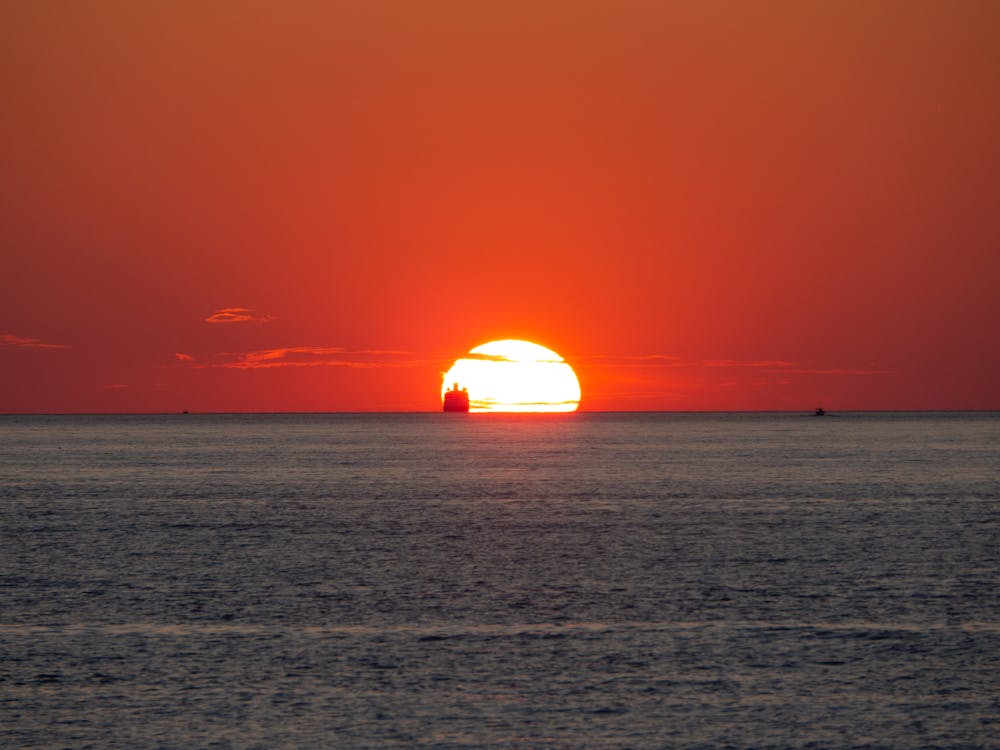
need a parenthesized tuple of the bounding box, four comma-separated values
(442, 340, 581, 413)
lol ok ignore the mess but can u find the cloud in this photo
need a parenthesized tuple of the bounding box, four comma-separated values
(703, 359, 796, 368)
(222, 346, 345, 368)
(774, 367, 893, 376)
(460, 352, 564, 364)
(203, 346, 431, 370)
(0, 333, 69, 349)
(177, 345, 892, 379)
(574, 354, 888, 375)
(576, 354, 793, 369)
(204, 308, 275, 324)
(578, 354, 685, 364)
(103, 383, 128, 389)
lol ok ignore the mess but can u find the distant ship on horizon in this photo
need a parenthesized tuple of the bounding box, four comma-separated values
(443, 383, 469, 412)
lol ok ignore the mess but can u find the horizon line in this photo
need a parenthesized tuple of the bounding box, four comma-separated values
(2, 409, 998, 417)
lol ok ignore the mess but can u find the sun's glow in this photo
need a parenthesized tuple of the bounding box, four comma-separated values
(442, 339, 581, 413)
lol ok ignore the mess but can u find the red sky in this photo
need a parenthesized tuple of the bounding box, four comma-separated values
(2, 1, 998, 412)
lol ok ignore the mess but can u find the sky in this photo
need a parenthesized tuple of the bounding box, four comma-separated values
(2, 1, 998, 412)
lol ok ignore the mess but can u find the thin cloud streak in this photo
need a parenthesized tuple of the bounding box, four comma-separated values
(576, 354, 685, 364)
(178, 346, 892, 377)
(0, 333, 70, 349)
(574, 354, 791, 368)
(195, 346, 434, 370)
(704, 359, 796, 368)
(775, 367, 894, 376)
(222, 346, 345, 369)
(573, 353, 887, 375)
(459, 352, 565, 364)
(471, 400, 580, 408)
(204, 307, 276, 324)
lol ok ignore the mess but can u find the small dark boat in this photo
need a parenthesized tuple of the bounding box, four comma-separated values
(814, 407, 826, 416)
(443, 383, 469, 412)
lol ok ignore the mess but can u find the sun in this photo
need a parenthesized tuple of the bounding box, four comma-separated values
(441, 339, 581, 413)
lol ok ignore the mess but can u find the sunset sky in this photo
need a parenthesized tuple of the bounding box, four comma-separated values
(2, 1, 998, 412)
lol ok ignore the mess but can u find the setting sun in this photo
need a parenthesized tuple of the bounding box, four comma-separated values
(442, 340, 581, 413)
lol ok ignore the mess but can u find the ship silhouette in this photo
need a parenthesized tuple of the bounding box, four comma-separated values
(443, 383, 469, 412)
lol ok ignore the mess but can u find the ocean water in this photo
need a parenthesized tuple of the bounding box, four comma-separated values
(1, 412, 998, 749)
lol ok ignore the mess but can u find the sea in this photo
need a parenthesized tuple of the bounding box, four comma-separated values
(1, 412, 998, 749)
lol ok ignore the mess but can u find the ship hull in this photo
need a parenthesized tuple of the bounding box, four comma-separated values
(443, 387, 469, 412)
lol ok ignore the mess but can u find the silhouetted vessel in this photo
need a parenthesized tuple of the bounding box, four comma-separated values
(814, 407, 826, 416)
(443, 383, 469, 412)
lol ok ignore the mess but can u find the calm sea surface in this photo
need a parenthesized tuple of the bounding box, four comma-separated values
(1, 412, 998, 748)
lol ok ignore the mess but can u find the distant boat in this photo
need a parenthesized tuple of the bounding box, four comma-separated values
(814, 407, 826, 416)
(443, 383, 469, 413)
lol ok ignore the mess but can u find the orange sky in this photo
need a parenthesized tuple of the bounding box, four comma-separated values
(2, 1, 998, 412)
